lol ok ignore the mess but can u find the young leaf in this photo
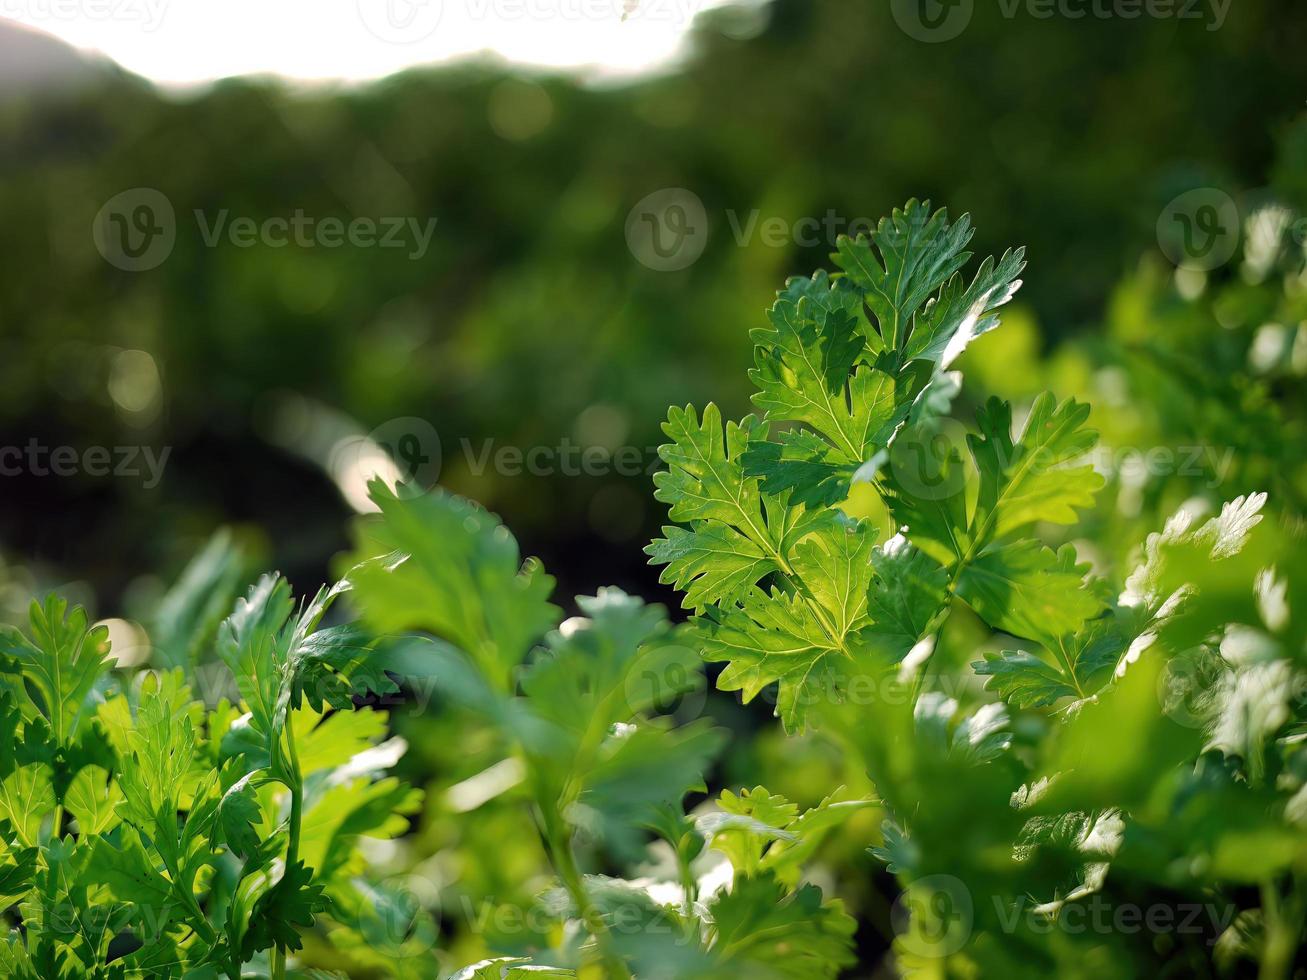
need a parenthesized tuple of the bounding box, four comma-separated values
(832, 198, 1024, 367)
(973, 623, 1119, 708)
(349, 480, 560, 690)
(955, 541, 1103, 644)
(0, 596, 112, 747)
(697, 588, 850, 734)
(748, 295, 904, 466)
(648, 405, 830, 611)
(707, 875, 856, 979)
(862, 534, 950, 662)
(888, 392, 1103, 568)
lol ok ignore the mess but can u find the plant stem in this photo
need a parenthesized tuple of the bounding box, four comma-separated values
(533, 785, 632, 980)
(1259, 877, 1304, 980)
(274, 717, 306, 980)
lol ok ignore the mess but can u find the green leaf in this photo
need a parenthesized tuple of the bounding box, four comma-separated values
(0, 596, 112, 747)
(708, 875, 856, 979)
(574, 720, 722, 857)
(217, 574, 295, 775)
(1117, 492, 1269, 668)
(114, 671, 204, 836)
(239, 858, 328, 957)
(761, 786, 876, 882)
(697, 787, 798, 878)
(84, 828, 178, 920)
(290, 704, 390, 777)
(833, 199, 973, 352)
(519, 589, 722, 851)
(0, 842, 37, 908)
(739, 429, 861, 510)
(214, 769, 267, 860)
(888, 392, 1102, 568)
(63, 765, 123, 836)
(700, 785, 873, 884)
(0, 691, 23, 782)
(520, 588, 675, 731)
(150, 528, 247, 671)
(645, 521, 774, 612)
(748, 296, 903, 465)
(974, 624, 1119, 708)
(972, 650, 1081, 708)
(863, 534, 950, 662)
(697, 588, 847, 734)
(451, 959, 577, 980)
(648, 405, 825, 609)
(349, 480, 560, 690)
(869, 819, 917, 875)
(1033, 655, 1203, 813)
(904, 247, 1027, 368)
(653, 404, 769, 529)
(969, 393, 1102, 540)
(788, 516, 877, 642)
(692, 516, 883, 732)
(217, 573, 391, 780)
(956, 541, 1102, 644)
(914, 692, 1013, 764)
(832, 198, 1024, 366)
(298, 777, 421, 889)
(0, 765, 53, 847)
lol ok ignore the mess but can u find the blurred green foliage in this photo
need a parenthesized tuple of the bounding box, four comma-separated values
(1, 0, 1304, 611)
(3, 1, 1307, 974)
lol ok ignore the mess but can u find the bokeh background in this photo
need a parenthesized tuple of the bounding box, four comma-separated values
(3, 0, 1307, 972)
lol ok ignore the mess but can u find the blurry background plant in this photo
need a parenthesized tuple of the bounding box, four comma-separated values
(2, 0, 1307, 974)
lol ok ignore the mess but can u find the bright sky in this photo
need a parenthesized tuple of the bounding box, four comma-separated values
(2, 0, 742, 87)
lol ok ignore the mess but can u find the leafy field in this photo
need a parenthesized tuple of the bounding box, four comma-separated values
(4, 140, 1307, 978)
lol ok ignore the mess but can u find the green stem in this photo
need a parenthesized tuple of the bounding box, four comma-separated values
(533, 783, 632, 980)
(284, 722, 305, 867)
(1259, 877, 1304, 980)
(676, 843, 701, 944)
(274, 719, 306, 980)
